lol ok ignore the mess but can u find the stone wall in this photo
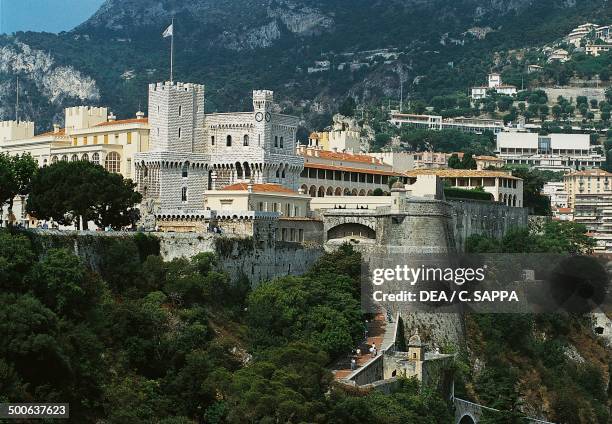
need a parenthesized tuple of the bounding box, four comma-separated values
(27, 230, 324, 287)
(450, 199, 529, 251)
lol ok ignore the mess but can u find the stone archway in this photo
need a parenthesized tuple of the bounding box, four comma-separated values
(327, 223, 376, 240)
(459, 414, 476, 424)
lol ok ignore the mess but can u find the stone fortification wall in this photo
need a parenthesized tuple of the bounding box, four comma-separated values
(27, 230, 323, 286)
(449, 199, 529, 251)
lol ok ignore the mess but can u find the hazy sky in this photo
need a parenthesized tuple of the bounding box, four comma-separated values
(0, 0, 105, 34)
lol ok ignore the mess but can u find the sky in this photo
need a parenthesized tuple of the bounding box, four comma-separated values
(0, 0, 105, 34)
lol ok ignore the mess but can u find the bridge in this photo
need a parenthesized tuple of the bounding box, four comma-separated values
(454, 398, 556, 424)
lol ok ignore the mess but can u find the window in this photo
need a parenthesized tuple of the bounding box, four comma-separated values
(93, 135, 98, 145)
(51, 156, 58, 164)
(104, 134, 109, 144)
(82, 153, 89, 162)
(181, 187, 188, 202)
(92, 153, 100, 163)
(104, 152, 121, 173)
(83, 137, 88, 145)
(226, 135, 232, 146)
(280, 136, 284, 148)
(72, 137, 77, 146)
(243, 135, 249, 146)
(211, 136, 215, 145)
(178, 105, 182, 116)
(182, 163, 189, 178)
(178, 127, 182, 139)
(157, 128, 160, 136)
(61, 155, 68, 162)
(274, 136, 278, 147)
(114, 134, 120, 143)
(127, 132, 132, 144)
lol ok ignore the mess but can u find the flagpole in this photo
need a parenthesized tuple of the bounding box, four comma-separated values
(170, 18, 174, 83)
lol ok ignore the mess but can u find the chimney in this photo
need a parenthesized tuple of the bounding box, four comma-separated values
(314, 150, 320, 157)
(53, 124, 60, 134)
(247, 180, 254, 193)
(108, 112, 116, 122)
(136, 111, 145, 119)
(332, 147, 338, 152)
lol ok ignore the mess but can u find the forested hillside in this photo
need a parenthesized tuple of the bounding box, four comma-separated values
(0, 0, 610, 130)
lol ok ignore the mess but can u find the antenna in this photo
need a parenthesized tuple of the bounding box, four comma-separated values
(400, 78, 404, 112)
(15, 76, 19, 122)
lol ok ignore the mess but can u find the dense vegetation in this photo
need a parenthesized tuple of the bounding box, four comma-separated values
(462, 222, 610, 423)
(0, 234, 452, 423)
(1, 0, 610, 131)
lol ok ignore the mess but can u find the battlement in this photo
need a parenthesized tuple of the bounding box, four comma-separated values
(65, 106, 108, 132)
(0, 120, 35, 142)
(150, 81, 205, 94)
(253, 90, 274, 102)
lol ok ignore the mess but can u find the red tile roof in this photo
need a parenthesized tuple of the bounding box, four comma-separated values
(221, 183, 298, 194)
(33, 128, 66, 138)
(304, 162, 400, 176)
(94, 118, 148, 127)
(301, 149, 384, 165)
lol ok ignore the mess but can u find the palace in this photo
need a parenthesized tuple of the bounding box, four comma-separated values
(134, 82, 305, 229)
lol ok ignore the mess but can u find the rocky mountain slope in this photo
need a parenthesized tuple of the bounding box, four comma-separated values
(0, 0, 609, 130)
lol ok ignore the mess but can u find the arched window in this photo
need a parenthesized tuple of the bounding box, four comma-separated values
(61, 155, 68, 162)
(226, 135, 232, 146)
(105, 152, 121, 173)
(182, 162, 189, 178)
(71, 154, 79, 162)
(82, 153, 89, 162)
(51, 156, 58, 164)
(181, 187, 188, 202)
(43, 159, 48, 167)
(243, 135, 249, 146)
(92, 153, 100, 163)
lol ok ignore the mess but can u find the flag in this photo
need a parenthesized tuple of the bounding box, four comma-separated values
(162, 24, 173, 38)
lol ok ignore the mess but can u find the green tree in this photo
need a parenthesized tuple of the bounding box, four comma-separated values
(339, 97, 357, 117)
(448, 153, 462, 169)
(26, 161, 141, 230)
(0, 153, 38, 224)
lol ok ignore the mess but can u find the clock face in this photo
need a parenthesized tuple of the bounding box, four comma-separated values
(255, 112, 264, 122)
(265, 112, 271, 122)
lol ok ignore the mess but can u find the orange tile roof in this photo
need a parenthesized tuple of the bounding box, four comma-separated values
(221, 183, 298, 194)
(304, 162, 400, 176)
(33, 128, 66, 138)
(94, 118, 148, 127)
(404, 168, 521, 180)
(302, 149, 384, 165)
(475, 155, 503, 161)
(557, 208, 572, 213)
(566, 169, 612, 177)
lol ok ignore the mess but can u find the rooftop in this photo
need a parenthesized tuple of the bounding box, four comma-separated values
(566, 169, 612, 177)
(94, 118, 148, 127)
(220, 183, 298, 194)
(301, 148, 385, 165)
(475, 155, 503, 161)
(404, 169, 521, 180)
(304, 162, 400, 176)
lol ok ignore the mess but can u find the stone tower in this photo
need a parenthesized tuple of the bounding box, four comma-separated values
(252, 90, 274, 150)
(148, 81, 205, 153)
